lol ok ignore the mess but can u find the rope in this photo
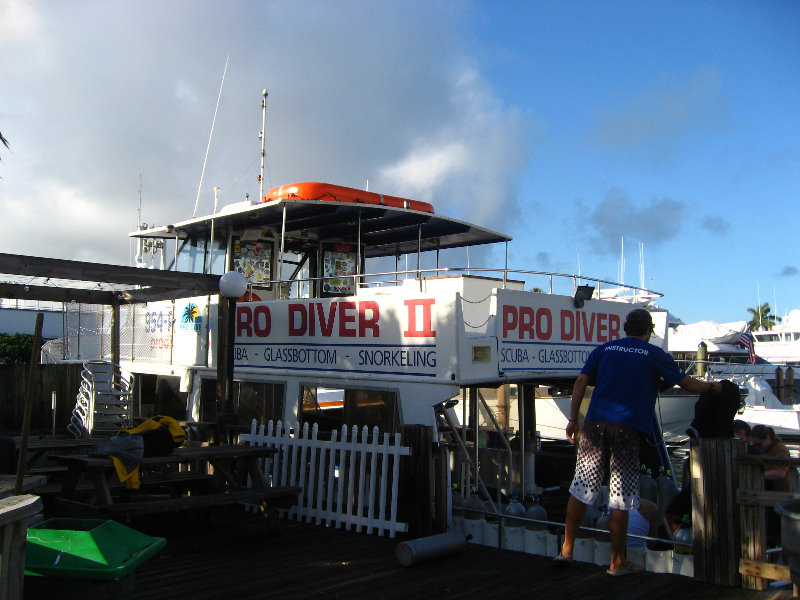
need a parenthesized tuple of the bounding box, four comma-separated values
(460, 294, 493, 305)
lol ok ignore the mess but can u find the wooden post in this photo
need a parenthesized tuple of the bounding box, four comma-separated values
(400, 425, 433, 538)
(216, 295, 237, 443)
(110, 300, 120, 369)
(690, 438, 744, 587)
(738, 456, 768, 590)
(14, 313, 43, 495)
(0, 495, 43, 600)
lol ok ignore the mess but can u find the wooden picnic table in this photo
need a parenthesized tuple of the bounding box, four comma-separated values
(49, 444, 300, 523)
(17, 437, 105, 470)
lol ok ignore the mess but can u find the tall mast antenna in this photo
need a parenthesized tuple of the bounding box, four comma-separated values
(193, 53, 229, 218)
(259, 89, 268, 201)
(137, 168, 143, 228)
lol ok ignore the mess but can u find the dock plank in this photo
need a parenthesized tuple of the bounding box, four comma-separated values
(129, 507, 795, 600)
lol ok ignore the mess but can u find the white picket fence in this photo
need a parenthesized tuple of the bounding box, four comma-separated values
(240, 420, 412, 538)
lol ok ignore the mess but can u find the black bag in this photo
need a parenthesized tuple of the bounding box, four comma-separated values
(686, 379, 743, 438)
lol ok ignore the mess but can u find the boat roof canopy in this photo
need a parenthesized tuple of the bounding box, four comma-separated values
(131, 197, 511, 258)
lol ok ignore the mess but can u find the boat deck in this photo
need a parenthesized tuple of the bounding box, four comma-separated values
(128, 507, 795, 600)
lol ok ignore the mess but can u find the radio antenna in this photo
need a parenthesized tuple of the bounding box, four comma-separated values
(193, 53, 229, 217)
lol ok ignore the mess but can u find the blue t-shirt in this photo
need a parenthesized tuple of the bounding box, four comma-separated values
(581, 336, 686, 434)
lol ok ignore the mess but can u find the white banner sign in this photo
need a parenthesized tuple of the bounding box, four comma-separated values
(234, 295, 457, 379)
(496, 289, 637, 375)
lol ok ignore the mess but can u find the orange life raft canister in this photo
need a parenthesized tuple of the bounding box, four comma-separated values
(263, 182, 434, 214)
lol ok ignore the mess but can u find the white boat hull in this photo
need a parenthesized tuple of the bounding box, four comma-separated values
(738, 405, 800, 437)
(533, 391, 697, 443)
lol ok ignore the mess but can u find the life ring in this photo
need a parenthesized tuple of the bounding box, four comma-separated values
(262, 182, 434, 213)
(239, 291, 261, 302)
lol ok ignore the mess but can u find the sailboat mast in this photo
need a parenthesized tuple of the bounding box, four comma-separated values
(259, 89, 268, 201)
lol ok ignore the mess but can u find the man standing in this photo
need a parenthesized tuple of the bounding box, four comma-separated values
(556, 308, 721, 575)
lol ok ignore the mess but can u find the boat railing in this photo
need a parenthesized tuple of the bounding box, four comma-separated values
(262, 265, 662, 303)
(54, 265, 660, 365)
(677, 358, 791, 381)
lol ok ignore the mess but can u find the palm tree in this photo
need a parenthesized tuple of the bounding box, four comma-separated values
(746, 302, 778, 331)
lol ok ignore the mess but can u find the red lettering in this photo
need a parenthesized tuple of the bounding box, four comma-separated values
(237, 305, 271, 337)
(237, 306, 253, 337)
(519, 306, 535, 339)
(404, 299, 436, 338)
(316, 303, 337, 336)
(502, 306, 518, 339)
(597, 313, 608, 342)
(560, 310, 575, 341)
(358, 301, 380, 337)
(339, 301, 357, 337)
(253, 305, 271, 337)
(307, 302, 316, 336)
(608, 314, 621, 340)
(536, 308, 552, 340)
(288, 304, 306, 336)
(580, 312, 596, 342)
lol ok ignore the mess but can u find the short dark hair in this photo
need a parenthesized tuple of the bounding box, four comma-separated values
(623, 308, 654, 336)
(732, 420, 751, 434)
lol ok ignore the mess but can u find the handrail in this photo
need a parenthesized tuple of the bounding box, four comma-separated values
(247, 264, 663, 301)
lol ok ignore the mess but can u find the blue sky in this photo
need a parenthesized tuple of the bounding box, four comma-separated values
(1, 0, 798, 325)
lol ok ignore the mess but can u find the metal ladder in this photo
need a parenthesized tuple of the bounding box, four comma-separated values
(435, 393, 507, 516)
(68, 360, 134, 438)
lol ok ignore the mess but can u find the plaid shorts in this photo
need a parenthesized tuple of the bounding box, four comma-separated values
(569, 420, 641, 511)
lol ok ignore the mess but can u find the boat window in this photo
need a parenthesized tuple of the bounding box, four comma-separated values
(755, 333, 780, 342)
(233, 381, 285, 427)
(175, 233, 227, 275)
(300, 386, 398, 435)
(198, 378, 284, 427)
(343, 389, 398, 432)
(134, 374, 187, 420)
(301, 386, 344, 433)
(278, 249, 311, 298)
(794, 333, 800, 342)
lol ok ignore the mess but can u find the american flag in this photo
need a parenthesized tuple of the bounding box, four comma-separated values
(739, 331, 756, 364)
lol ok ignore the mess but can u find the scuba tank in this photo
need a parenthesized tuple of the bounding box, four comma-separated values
(639, 465, 658, 502)
(524, 494, 548, 531)
(594, 504, 611, 542)
(673, 514, 693, 555)
(503, 493, 525, 528)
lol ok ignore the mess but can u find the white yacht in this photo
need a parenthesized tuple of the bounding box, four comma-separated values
(667, 317, 800, 437)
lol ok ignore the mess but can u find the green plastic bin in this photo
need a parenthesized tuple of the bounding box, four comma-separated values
(25, 518, 166, 580)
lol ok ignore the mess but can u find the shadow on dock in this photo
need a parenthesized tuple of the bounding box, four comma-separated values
(128, 507, 794, 600)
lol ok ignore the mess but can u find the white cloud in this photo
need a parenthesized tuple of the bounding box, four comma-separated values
(590, 66, 728, 153)
(0, 0, 39, 47)
(0, 1, 531, 265)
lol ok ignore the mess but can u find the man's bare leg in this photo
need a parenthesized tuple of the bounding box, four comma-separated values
(560, 494, 588, 559)
(609, 508, 631, 571)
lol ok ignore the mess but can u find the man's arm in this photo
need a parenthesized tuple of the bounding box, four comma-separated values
(677, 376, 721, 395)
(566, 374, 590, 444)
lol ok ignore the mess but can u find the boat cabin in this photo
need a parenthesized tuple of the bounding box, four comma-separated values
(57, 182, 665, 499)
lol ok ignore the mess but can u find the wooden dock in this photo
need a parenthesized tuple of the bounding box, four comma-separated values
(126, 507, 795, 600)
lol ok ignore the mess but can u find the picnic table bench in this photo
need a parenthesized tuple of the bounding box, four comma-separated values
(50, 444, 300, 526)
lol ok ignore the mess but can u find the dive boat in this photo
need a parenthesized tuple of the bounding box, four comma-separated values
(48, 177, 682, 493)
